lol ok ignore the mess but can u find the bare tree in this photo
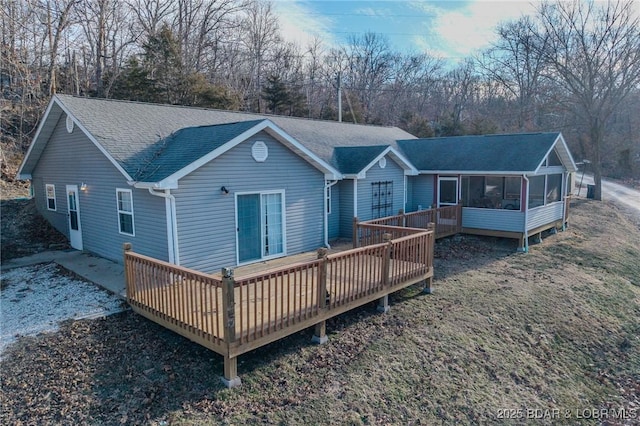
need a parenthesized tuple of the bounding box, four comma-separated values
(127, 0, 174, 39)
(241, 0, 280, 112)
(529, 0, 640, 200)
(77, 0, 136, 96)
(39, 0, 78, 95)
(344, 32, 398, 123)
(479, 16, 549, 131)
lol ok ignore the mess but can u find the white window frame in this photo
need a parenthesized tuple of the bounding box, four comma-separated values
(45, 184, 56, 211)
(326, 185, 331, 214)
(116, 188, 135, 236)
(437, 177, 459, 207)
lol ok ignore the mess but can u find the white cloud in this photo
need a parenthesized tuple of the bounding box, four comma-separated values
(272, 0, 542, 64)
(432, 1, 538, 57)
(272, 1, 339, 50)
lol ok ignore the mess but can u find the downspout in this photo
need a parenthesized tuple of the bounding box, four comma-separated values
(522, 175, 529, 253)
(562, 172, 568, 231)
(324, 180, 339, 248)
(403, 175, 407, 212)
(148, 188, 180, 264)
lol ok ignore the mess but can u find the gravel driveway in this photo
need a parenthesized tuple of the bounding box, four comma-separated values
(0, 263, 126, 356)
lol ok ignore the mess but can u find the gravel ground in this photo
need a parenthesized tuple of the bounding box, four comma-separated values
(0, 263, 126, 356)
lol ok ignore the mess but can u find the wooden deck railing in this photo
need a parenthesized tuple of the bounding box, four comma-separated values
(354, 204, 462, 247)
(233, 260, 323, 345)
(124, 227, 434, 387)
(124, 244, 225, 354)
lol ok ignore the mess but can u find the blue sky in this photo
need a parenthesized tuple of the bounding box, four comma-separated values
(273, 0, 540, 63)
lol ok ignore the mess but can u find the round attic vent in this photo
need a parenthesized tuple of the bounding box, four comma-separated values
(252, 141, 268, 162)
(65, 114, 74, 133)
(378, 157, 387, 169)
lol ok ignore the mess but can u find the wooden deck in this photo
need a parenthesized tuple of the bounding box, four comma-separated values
(354, 204, 463, 246)
(125, 226, 434, 387)
(132, 253, 423, 344)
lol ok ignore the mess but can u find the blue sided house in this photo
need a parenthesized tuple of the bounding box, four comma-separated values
(18, 95, 577, 272)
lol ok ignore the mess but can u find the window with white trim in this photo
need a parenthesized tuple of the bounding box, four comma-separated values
(527, 174, 563, 209)
(326, 185, 331, 214)
(116, 189, 135, 235)
(46, 184, 56, 211)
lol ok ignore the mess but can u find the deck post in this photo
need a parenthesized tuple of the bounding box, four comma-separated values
(312, 248, 329, 344)
(377, 233, 392, 313)
(377, 295, 390, 313)
(123, 243, 132, 301)
(221, 267, 241, 388)
(517, 233, 528, 252)
(398, 209, 405, 227)
(424, 224, 435, 294)
(352, 217, 359, 248)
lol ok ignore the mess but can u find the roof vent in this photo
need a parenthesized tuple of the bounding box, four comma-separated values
(252, 141, 268, 162)
(378, 157, 387, 169)
(65, 114, 74, 133)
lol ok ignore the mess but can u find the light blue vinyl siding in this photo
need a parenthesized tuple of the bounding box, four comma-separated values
(462, 208, 525, 232)
(527, 202, 564, 230)
(356, 155, 405, 221)
(405, 177, 413, 212)
(408, 174, 435, 212)
(173, 131, 325, 273)
(338, 180, 354, 239)
(31, 114, 168, 263)
(328, 183, 340, 239)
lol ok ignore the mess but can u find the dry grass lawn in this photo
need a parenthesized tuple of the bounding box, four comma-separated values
(1, 198, 638, 425)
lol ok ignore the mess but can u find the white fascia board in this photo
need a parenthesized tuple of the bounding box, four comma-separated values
(356, 146, 418, 177)
(554, 133, 578, 172)
(357, 146, 393, 177)
(158, 120, 343, 187)
(20, 96, 135, 182)
(325, 173, 342, 180)
(418, 170, 529, 175)
(56, 97, 134, 181)
(262, 122, 343, 179)
(387, 147, 419, 175)
(534, 133, 578, 174)
(17, 97, 59, 179)
(131, 180, 179, 189)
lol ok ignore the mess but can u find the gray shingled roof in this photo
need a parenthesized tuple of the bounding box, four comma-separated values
(397, 133, 563, 172)
(53, 95, 416, 179)
(332, 146, 389, 174)
(133, 120, 265, 182)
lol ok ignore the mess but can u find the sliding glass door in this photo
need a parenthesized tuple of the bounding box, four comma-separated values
(236, 191, 285, 263)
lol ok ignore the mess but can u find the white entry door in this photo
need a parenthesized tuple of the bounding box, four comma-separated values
(66, 185, 83, 250)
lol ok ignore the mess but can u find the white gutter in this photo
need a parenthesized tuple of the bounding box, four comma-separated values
(521, 175, 530, 253)
(403, 175, 407, 211)
(147, 188, 180, 264)
(324, 180, 339, 248)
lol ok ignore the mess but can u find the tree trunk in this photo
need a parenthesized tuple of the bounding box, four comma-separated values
(590, 120, 604, 201)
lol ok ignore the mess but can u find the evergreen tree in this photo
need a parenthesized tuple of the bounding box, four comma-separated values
(262, 75, 289, 114)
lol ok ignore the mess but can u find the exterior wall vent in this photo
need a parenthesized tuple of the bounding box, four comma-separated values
(252, 141, 268, 162)
(66, 114, 74, 133)
(378, 157, 387, 169)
